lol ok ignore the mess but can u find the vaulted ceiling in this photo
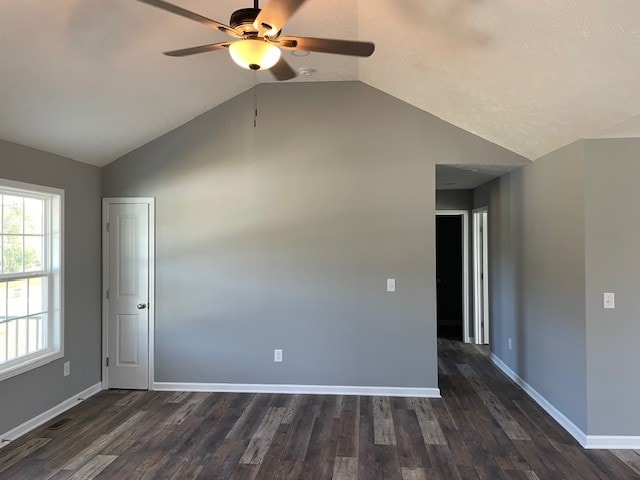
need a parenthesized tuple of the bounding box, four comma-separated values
(1, 0, 639, 166)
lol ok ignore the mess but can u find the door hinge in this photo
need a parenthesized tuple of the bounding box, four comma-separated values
(106, 357, 109, 367)
(106, 222, 110, 232)
(106, 290, 110, 300)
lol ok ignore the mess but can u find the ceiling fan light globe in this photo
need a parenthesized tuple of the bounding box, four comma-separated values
(229, 39, 281, 70)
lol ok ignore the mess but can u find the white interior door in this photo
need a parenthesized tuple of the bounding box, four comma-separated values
(105, 201, 152, 389)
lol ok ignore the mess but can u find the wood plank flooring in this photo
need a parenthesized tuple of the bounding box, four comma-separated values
(2, 339, 639, 479)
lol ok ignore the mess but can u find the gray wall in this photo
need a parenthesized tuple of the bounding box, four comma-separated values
(2, 78, 636, 439)
(435, 190, 472, 211)
(473, 140, 588, 432)
(476, 137, 640, 437)
(103, 81, 526, 389)
(473, 176, 517, 364)
(0, 139, 102, 434)
(585, 138, 640, 435)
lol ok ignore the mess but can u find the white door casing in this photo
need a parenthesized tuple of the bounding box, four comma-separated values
(435, 210, 470, 344)
(473, 208, 490, 345)
(102, 198, 155, 390)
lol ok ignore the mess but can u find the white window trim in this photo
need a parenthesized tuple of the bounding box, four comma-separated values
(0, 177, 64, 382)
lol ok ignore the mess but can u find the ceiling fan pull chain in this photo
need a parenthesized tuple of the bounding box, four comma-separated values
(253, 71, 258, 128)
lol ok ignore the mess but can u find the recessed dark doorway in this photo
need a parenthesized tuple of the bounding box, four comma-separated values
(436, 215, 464, 340)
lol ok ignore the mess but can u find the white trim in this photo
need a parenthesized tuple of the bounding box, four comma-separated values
(154, 382, 441, 398)
(102, 197, 155, 391)
(0, 177, 65, 197)
(0, 178, 65, 382)
(472, 207, 489, 345)
(435, 210, 470, 343)
(584, 436, 640, 449)
(489, 353, 587, 446)
(0, 351, 63, 383)
(148, 201, 155, 391)
(101, 200, 108, 390)
(482, 214, 489, 343)
(0, 382, 102, 449)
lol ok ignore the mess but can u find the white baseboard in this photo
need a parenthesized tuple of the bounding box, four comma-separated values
(0, 382, 103, 449)
(491, 354, 640, 449)
(584, 436, 640, 449)
(489, 353, 588, 447)
(153, 382, 440, 398)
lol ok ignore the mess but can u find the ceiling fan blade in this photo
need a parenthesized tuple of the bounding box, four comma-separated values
(254, 0, 308, 37)
(270, 57, 297, 81)
(278, 36, 375, 57)
(163, 42, 231, 57)
(135, 0, 239, 37)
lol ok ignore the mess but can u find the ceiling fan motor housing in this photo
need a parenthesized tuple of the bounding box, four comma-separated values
(230, 8, 261, 35)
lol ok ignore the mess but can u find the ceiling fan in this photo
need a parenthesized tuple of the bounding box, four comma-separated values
(136, 0, 375, 81)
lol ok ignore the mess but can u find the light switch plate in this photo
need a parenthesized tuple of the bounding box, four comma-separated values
(274, 349, 283, 362)
(603, 292, 615, 309)
(387, 278, 396, 292)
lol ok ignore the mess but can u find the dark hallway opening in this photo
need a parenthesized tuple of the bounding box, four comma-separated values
(436, 215, 463, 341)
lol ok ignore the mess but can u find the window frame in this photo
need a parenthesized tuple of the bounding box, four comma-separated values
(0, 177, 64, 382)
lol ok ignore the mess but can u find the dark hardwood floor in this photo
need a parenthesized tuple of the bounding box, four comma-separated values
(2, 340, 639, 479)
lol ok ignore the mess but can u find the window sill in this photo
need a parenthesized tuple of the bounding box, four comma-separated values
(0, 350, 64, 382)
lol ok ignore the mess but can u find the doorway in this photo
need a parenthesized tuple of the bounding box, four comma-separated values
(435, 211, 469, 342)
(472, 207, 489, 344)
(102, 198, 155, 390)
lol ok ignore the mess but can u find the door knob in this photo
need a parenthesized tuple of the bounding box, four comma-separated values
(137, 303, 147, 310)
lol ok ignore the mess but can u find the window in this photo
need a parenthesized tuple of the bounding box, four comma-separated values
(0, 178, 63, 381)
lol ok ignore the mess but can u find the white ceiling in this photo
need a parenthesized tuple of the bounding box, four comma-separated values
(1, 0, 639, 166)
(590, 113, 640, 139)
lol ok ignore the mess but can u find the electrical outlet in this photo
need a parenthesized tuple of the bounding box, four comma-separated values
(274, 349, 283, 363)
(63, 361, 70, 377)
(508, 338, 512, 350)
